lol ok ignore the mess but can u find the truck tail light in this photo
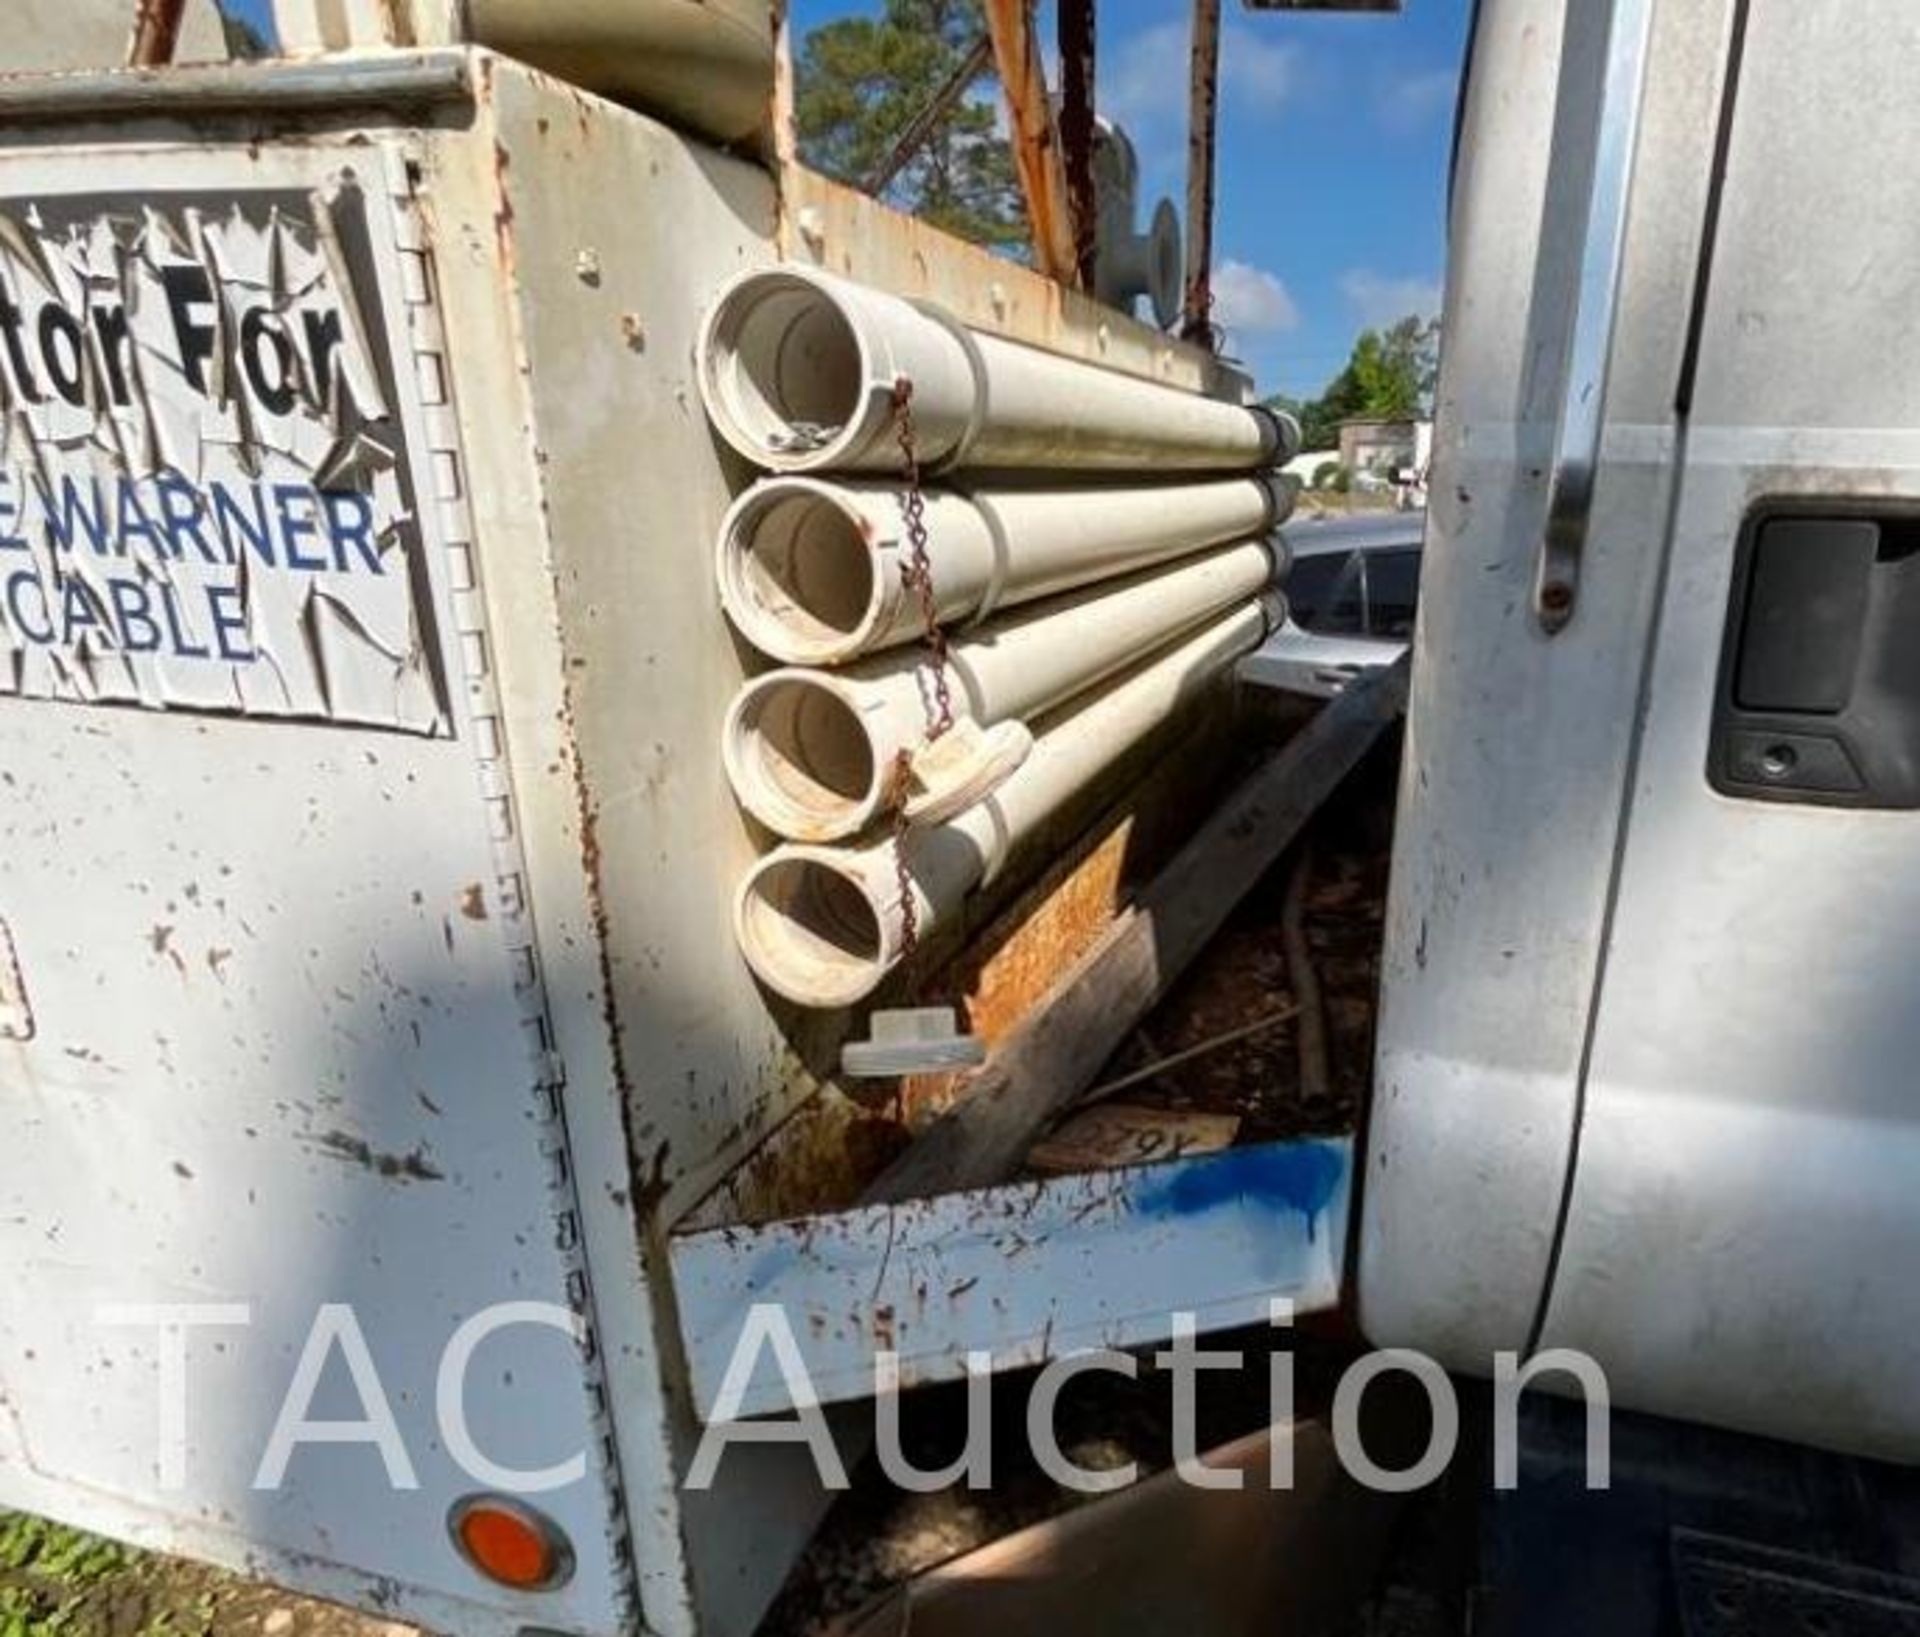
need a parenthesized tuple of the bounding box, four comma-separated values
(448, 1495, 574, 1592)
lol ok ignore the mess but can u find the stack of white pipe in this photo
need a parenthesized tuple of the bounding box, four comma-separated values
(697, 264, 1301, 1008)
(715, 471, 1289, 666)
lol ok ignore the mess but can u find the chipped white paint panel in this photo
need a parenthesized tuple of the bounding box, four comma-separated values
(0, 163, 445, 733)
(0, 141, 623, 1635)
(670, 1138, 1352, 1421)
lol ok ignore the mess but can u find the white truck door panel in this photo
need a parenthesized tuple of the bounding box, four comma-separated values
(1361, 0, 1738, 1366)
(1538, 1, 1920, 1459)
(1370, 0, 1920, 1463)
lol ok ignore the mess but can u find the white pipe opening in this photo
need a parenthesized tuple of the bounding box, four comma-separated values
(735, 600, 1277, 1007)
(723, 670, 884, 841)
(697, 268, 905, 474)
(715, 480, 888, 665)
(723, 540, 1279, 841)
(717, 472, 1293, 667)
(734, 846, 898, 1010)
(699, 264, 1299, 476)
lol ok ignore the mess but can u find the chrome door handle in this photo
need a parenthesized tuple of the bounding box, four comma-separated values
(1535, 0, 1658, 635)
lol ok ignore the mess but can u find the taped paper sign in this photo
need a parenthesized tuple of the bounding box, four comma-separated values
(0, 177, 448, 734)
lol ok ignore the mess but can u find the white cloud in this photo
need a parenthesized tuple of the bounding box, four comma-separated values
(1223, 24, 1299, 110)
(1375, 68, 1458, 134)
(1213, 260, 1301, 335)
(1340, 269, 1444, 328)
(1102, 21, 1190, 127)
(1102, 21, 1299, 131)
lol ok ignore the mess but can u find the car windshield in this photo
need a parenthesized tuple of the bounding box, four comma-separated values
(1286, 551, 1367, 635)
(1282, 526, 1425, 639)
(1367, 548, 1421, 639)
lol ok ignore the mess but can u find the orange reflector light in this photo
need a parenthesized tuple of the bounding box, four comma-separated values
(448, 1495, 574, 1592)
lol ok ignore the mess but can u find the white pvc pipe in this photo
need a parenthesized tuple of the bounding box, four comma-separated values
(696, 264, 1301, 476)
(735, 600, 1273, 1008)
(723, 540, 1278, 841)
(716, 471, 1292, 665)
(464, 0, 775, 143)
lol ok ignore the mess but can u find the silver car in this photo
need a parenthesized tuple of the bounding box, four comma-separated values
(1240, 510, 1423, 697)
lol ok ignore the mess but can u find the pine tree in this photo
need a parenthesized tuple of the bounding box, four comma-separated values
(795, 0, 1028, 252)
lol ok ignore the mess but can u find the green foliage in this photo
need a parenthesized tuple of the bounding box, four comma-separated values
(0, 1583, 50, 1637)
(1268, 314, 1440, 451)
(0, 1514, 206, 1637)
(795, 0, 1028, 252)
(0, 1516, 125, 1587)
(1312, 460, 1345, 491)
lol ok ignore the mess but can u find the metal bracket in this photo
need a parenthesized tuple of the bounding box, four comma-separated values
(1534, 0, 1657, 635)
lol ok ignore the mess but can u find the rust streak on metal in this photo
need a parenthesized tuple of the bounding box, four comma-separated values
(126, 0, 186, 67)
(492, 141, 517, 273)
(983, 0, 1081, 287)
(1057, 0, 1099, 292)
(1181, 0, 1223, 346)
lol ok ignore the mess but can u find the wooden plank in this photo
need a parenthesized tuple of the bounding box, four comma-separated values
(983, 0, 1081, 286)
(126, 0, 187, 64)
(864, 655, 1410, 1204)
(769, 0, 797, 168)
(1027, 1104, 1241, 1172)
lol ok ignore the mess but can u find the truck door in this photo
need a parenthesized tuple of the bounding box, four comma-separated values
(1365, 0, 1920, 1463)
(1534, 0, 1920, 1458)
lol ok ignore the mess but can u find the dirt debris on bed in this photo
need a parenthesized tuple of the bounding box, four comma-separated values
(1024, 737, 1398, 1164)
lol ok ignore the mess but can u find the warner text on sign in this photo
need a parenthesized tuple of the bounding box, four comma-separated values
(0, 173, 448, 733)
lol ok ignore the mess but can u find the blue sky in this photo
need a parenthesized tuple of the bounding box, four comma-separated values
(792, 0, 1470, 399)
(222, 0, 1465, 398)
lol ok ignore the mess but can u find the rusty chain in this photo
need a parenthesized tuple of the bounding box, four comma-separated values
(886, 376, 957, 960)
(890, 377, 955, 740)
(887, 749, 920, 958)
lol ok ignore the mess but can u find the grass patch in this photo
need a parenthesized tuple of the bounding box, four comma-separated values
(0, 1513, 398, 1637)
(0, 1513, 222, 1637)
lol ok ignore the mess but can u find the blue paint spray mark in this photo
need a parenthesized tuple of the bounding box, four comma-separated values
(1134, 1140, 1346, 1239)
